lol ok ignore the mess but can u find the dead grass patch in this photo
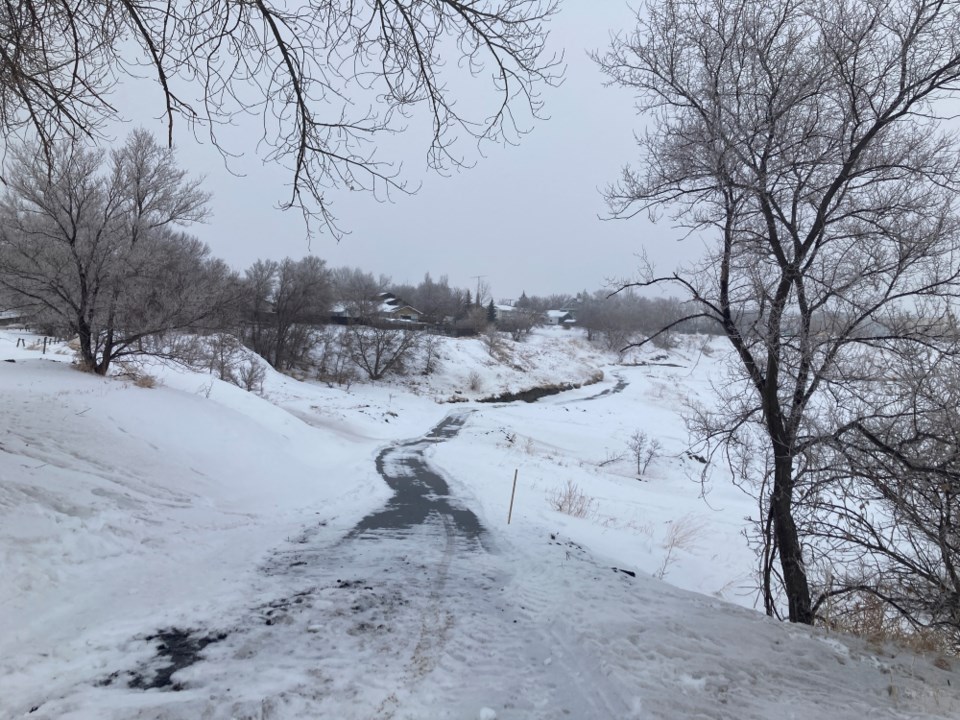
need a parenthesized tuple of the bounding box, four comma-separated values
(547, 479, 596, 519)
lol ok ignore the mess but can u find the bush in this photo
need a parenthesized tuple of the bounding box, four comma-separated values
(468, 370, 483, 392)
(132, 371, 157, 388)
(650, 330, 679, 351)
(482, 325, 506, 360)
(236, 359, 266, 393)
(421, 333, 441, 375)
(655, 515, 701, 580)
(158, 332, 266, 394)
(313, 327, 356, 386)
(628, 430, 663, 478)
(114, 360, 158, 388)
(547, 480, 596, 519)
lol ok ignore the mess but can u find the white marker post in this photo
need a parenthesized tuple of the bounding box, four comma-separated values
(507, 469, 518, 524)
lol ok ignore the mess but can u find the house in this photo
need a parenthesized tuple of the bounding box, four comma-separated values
(545, 309, 573, 326)
(0, 309, 27, 327)
(329, 293, 422, 324)
(379, 303, 422, 322)
(376, 293, 422, 323)
(328, 303, 354, 325)
(493, 304, 519, 321)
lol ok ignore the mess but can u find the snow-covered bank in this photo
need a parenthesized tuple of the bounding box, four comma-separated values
(1, 327, 958, 719)
(0, 353, 387, 716)
(429, 354, 758, 603)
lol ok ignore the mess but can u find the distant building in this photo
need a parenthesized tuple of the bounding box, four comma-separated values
(376, 292, 422, 322)
(544, 309, 573, 326)
(0, 309, 26, 327)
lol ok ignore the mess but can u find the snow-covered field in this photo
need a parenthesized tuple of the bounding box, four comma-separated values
(1, 327, 958, 719)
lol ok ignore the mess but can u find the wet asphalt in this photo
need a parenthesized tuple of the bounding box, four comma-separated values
(347, 412, 485, 543)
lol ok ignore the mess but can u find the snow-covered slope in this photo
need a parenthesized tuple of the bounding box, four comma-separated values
(1, 327, 957, 719)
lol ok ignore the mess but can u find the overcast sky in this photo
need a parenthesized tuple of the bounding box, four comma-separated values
(115, 2, 699, 302)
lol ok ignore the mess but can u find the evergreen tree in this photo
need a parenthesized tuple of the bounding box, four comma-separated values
(487, 299, 497, 324)
(454, 289, 472, 321)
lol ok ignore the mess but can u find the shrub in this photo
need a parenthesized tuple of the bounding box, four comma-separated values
(547, 480, 596, 519)
(313, 327, 355, 386)
(114, 360, 158, 388)
(133, 372, 157, 389)
(236, 359, 266, 393)
(468, 370, 483, 392)
(655, 515, 701, 580)
(628, 430, 663, 478)
(650, 330, 679, 351)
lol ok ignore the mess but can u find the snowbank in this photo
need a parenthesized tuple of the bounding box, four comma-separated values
(1, 327, 957, 719)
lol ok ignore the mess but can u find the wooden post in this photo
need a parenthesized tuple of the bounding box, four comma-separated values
(507, 469, 518, 524)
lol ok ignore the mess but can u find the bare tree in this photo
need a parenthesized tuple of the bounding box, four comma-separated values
(599, 0, 960, 624)
(577, 291, 640, 352)
(628, 430, 662, 479)
(241, 256, 332, 370)
(313, 327, 357, 386)
(194, 332, 266, 392)
(272, 256, 332, 370)
(813, 351, 960, 644)
(244, 259, 279, 359)
(0, 130, 226, 374)
(454, 305, 489, 335)
(474, 280, 493, 309)
(482, 323, 506, 360)
(349, 324, 420, 380)
(497, 306, 540, 341)
(1, 1, 560, 236)
(524, 293, 574, 314)
(421, 332, 442, 374)
(331, 266, 389, 322)
(391, 273, 466, 326)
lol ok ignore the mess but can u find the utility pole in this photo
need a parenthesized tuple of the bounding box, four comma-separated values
(470, 274, 487, 306)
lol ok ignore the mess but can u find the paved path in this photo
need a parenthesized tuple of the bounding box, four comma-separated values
(348, 411, 484, 544)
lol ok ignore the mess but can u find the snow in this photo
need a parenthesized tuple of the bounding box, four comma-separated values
(1, 326, 958, 719)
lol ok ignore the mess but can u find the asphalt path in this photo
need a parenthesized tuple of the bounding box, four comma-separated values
(347, 411, 485, 545)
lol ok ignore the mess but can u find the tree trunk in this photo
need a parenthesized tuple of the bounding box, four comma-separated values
(76, 319, 97, 372)
(771, 452, 814, 624)
(272, 318, 286, 369)
(96, 329, 114, 376)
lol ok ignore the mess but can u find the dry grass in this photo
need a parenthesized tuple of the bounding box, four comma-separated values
(133, 372, 157, 389)
(655, 515, 702, 580)
(547, 479, 596, 519)
(113, 360, 158, 388)
(820, 589, 955, 658)
(586, 369, 605, 385)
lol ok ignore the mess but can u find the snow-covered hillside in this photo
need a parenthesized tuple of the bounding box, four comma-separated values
(1, 327, 957, 719)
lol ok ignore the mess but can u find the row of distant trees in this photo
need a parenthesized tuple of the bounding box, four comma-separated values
(574, 291, 721, 352)
(0, 130, 707, 378)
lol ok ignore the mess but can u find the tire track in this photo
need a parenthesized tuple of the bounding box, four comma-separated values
(351, 412, 483, 717)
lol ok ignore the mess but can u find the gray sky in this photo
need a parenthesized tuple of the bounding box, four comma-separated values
(115, 2, 698, 301)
